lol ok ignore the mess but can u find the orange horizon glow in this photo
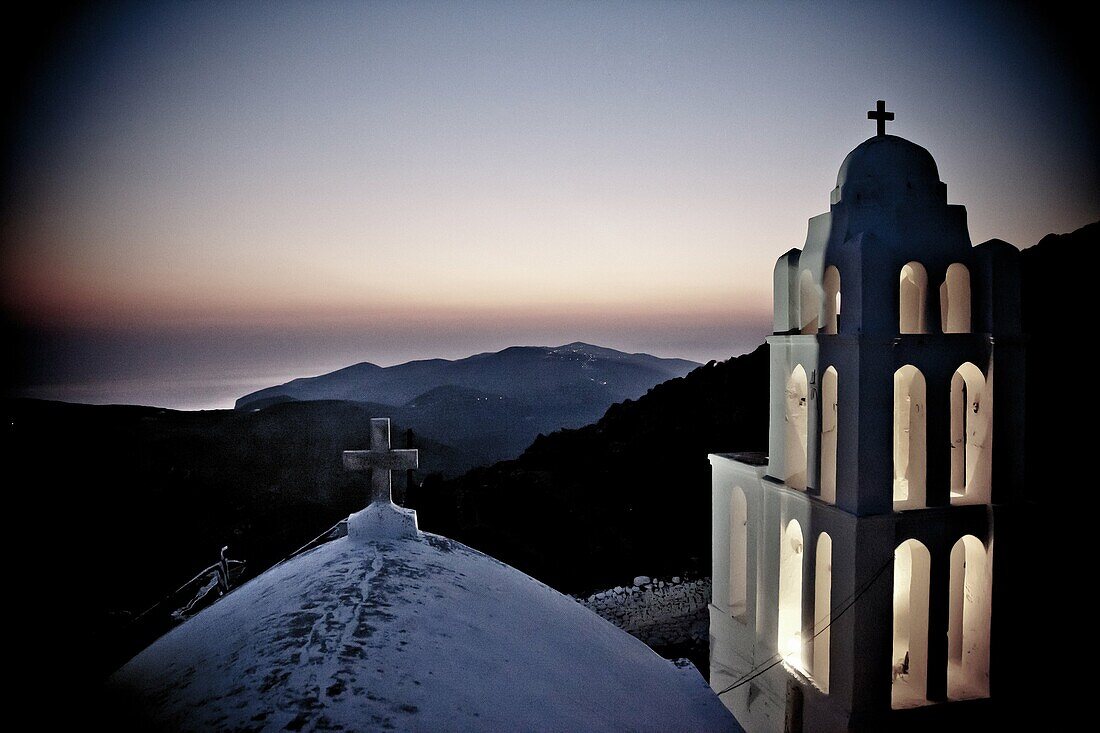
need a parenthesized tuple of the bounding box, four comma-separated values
(4, 2, 1096, 401)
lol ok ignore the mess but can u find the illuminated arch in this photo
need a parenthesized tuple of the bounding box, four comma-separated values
(893, 365, 927, 509)
(940, 263, 971, 333)
(778, 519, 805, 671)
(785, 365, 809, 490)
(900, 262, 930, 334)
(950, 362, 991, 504)
(948, 535, 991, 700)
(892, 539, 931, 708)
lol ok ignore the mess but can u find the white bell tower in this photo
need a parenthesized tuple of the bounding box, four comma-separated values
(709, 103, 1025, 731)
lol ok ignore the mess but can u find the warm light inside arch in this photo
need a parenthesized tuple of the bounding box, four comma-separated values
(892, 539, 931, 708)
(940, 263, 971, 333)
(785, 365, 809, 490)
(900, 262, 930, 334)
(778, 519, 805, 671)
(893, 365, 927, 508)
(950, 362, 991, 504)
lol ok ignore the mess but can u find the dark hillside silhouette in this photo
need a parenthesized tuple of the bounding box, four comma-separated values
(3, 223, 1084, 696)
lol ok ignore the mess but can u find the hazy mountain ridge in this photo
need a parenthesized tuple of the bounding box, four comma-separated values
(235, 342, 700, 468)
(235, 342, 699, 409)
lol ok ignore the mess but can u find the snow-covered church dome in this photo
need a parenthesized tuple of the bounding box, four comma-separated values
(106, 420, 736, 732)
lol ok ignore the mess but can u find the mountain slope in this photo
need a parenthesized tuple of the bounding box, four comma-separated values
(1020, 221, 1093, 488)
(408, 344, 771, 595)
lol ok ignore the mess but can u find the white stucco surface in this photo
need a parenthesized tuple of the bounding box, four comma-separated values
(111, 529, 736, 732)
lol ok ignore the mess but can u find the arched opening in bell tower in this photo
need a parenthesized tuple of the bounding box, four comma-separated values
(823, 266, 841, 334)
(900, 262, 930, 334)
(820, 366, 838, 504)
(892, 539, 931, 709)
(729, 487, 748, 618)
(893, 365, 927, 509)
(940, 263, 971, 333)
(950, 362, 991, 504)
(948, 535, 992, 700)
(813, 532, 832, 692)
(778, 519, 805, 671)
(786, 365, 809, 490)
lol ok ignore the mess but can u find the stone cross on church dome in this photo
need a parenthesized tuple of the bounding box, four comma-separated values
(868, 99, 895, 136)
(343, 417, 418, 505)
(342, 417, 421, 540)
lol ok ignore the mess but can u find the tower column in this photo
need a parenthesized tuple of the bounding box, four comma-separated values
(925, 371, 952, 507)
(807, 366, 822, 495)
(925, 546, 950, 702)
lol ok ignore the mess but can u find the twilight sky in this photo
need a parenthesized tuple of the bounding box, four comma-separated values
(3, 1, 1096, 408)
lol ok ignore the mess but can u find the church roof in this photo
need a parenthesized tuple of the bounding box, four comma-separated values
(836, 134, 941, 190)
(107, 519, 736, 731)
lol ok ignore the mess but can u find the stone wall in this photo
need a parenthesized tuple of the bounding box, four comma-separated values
(577, 575, 711, 648)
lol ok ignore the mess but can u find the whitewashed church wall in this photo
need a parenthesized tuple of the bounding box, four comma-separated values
(711, 453, 864, 732)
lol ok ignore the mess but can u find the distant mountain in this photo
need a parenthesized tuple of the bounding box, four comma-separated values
(235, 343, 700, 468)
(237, 342, 698, 408)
